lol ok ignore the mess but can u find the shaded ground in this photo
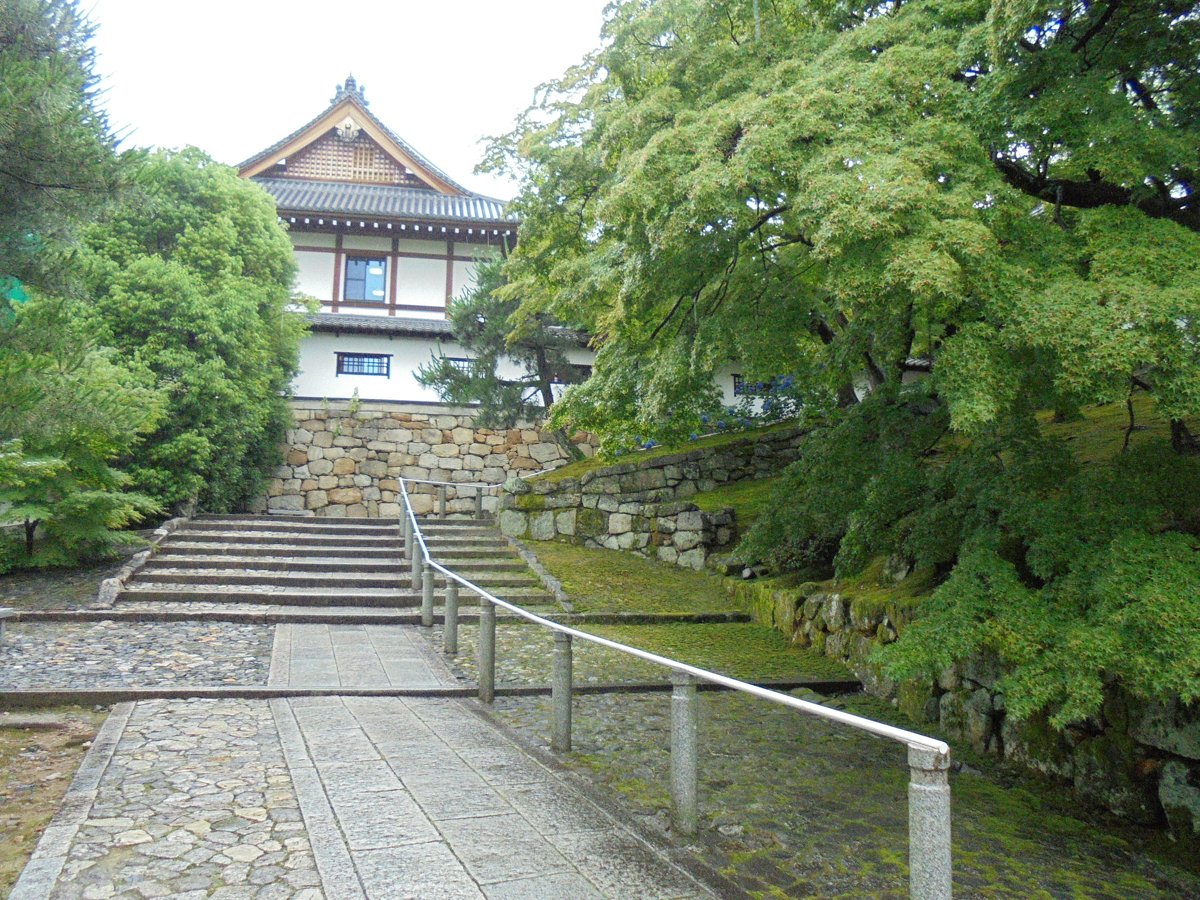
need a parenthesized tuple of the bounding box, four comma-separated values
(0, 707, 107, 894)
(0, 560, 123, 612)
(488, 690, 1200, 899)
(427, 621, 850, 688)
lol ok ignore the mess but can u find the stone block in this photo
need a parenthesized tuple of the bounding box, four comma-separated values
(608, 513, 632, 534)
(360, 460, 388, 478)
(677, 548, 705, 569)
(328, 487, 362, 505)
(317, 475, 338, 489)
(1130, 697, 1200, 760)
(287, 449, 308, 466)
(366, 441, 397, 452)
(556, 510, 577, 536)
(268, 494, 303, 511)
(673, 530, 703, 551)
(529, 511, 556, 541)
(332, 458, 356, 475)
(421, 428, 442, 444)
(529, 442, 562, 464)
(347, 503, 368, 517)
(462, 455, 485, 471)
(452, 427, 474, 444)
(1159, 760, 1200, 837)
(499, 509, 528, 538)
(432, 443, 460, 457)
(409, 493, 434, 515)
(306, 491, 328, 510)
(379, 502, 402, 518)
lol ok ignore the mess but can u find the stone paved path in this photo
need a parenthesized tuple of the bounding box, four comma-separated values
(13, 620, 715, 898)
(268, 624, 453, 689)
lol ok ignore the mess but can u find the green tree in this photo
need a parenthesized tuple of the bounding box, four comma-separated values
(0, 295, 162, 570)
(0, 0, 124, 290)
(79, 149, 305, 512)
(485, 0, 1200, 724)
(416, 259, 590, 429)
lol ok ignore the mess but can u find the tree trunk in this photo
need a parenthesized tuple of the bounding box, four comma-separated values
(24, 518, 37, 558)
(1170, 419, 1200, 455)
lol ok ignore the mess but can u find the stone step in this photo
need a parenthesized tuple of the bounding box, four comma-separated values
(117, 586, 423, 607)
(163, 533, 401, 549)
(417, 517, 496, 526)
(418, 525, 500, 537)
(137, 570, 415, 589)
(195, 518, 398, 532)
(117, 585, 554, 606)
(184, 525, 398, 540)
(159, 542, 402, 558)
(143, 556, 407, 574)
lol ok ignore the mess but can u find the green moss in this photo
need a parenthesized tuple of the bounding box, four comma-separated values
(692, 476, 782, 529)
(526, 540, 739, 615)
(1039, 394, 1172, 465)
(535, 420, 800, 483)
(583, 622, 853, 682)
(512, 494, 546, 511)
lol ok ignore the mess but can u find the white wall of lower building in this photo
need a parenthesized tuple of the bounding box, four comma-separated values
(295, 329, 594, 404)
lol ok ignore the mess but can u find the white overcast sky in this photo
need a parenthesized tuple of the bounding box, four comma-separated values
(87, 0, 612, 198)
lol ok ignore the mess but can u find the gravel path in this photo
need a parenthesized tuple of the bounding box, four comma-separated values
(47, 698, 322, 899)
(0, 622, 272, 689)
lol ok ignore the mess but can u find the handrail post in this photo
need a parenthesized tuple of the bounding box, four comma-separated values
(552, 632, 573, 752)
(908, 746, 952, 900)
(478, 598, 496, 704)
(474, 488, 483, 519)
(421, 563, 435, 627)
(443, 583, 459, 654)
(670, 672, 699, 835)
(410, 546, 421, 592)
(402, 514, 413, 561)
(437, 484, 447, 517)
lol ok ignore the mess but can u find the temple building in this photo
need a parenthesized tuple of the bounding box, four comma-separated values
(238, 76, 593, 405)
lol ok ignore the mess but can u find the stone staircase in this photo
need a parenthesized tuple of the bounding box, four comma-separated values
(116, 515, 556, 613)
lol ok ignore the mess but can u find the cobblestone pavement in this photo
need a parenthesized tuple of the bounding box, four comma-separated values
(487, 691, 1200, 899)
(0, 622, 271, 689)
(16, 698, 323, 900)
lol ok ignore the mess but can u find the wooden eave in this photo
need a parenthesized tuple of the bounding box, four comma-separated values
(238, 99, 463, 196)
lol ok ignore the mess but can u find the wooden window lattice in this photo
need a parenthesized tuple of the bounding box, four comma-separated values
(284, 131, 421, 185)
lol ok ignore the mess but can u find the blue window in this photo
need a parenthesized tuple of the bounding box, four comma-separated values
(344, 257, 387, 302)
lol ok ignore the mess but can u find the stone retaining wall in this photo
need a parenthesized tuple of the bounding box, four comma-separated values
(497, 426, 805, 569)
(254, 401, 595, 517)
(732, 578, 1200, 841)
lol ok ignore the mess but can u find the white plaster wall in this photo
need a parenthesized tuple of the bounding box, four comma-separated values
(451, 259, 479, 298)
(295, 330, 596, 404)
(396, 238, 447, 255)
(396, 256, 447, 308)
(294, 250, 334, 301)
(343, 234, 393, 252)
(291, 233, 336, 249)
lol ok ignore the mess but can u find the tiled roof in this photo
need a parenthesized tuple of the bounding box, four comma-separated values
(256, 177, 509, 224)
(308, 313, 455, 337)
(238, 77, 471, 196)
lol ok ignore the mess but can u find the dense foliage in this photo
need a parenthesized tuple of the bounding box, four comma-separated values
(0, 0, 161, 570)
(79, 150, 304, 512)
(486, 1, 1200, 724)
(416, 258, 589, 428)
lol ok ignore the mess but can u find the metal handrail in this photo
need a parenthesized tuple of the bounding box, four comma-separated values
(397, 477, 952, 899)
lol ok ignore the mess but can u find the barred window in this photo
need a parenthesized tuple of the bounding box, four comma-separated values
(732, 374, 746, 396)
(336, 353, 391, 377)
(444, 357, 477, 374)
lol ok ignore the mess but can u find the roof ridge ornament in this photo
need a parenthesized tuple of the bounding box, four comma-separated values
(332, 75, 368, 107)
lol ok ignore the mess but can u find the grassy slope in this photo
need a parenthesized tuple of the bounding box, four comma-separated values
(535, 420, 799, 483)
(526, 540, 737, 615)
(524, 539, 851, 681)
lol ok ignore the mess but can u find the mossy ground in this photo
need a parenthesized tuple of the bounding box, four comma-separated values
(535, 420, 800, 483)
(526, 540, 739, 615)
(584, 623, 852, 682)
(691, 476, 781, 531)
(0, 559, 124, 611)
(489, 688, 1200, 898)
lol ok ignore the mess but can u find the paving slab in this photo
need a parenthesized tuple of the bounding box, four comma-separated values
(274, 695, 715, 899)
(269, 623, 457, 689)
